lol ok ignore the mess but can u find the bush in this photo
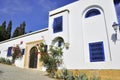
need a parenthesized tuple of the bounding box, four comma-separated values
(39, 42, 63, 78)
(0, 57, 12, 65)
(0, 57, 6, 63)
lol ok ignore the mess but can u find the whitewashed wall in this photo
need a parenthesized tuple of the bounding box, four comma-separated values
(0, 29, 49, 68)
(49, 0, 120, 69)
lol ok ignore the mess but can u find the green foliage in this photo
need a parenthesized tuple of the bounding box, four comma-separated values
(0, 21, 12, 41)
(62, 68, 68, 79)
(91, 74, 100, 80)
(77, 73, 88, 80)
(0, 57, 12, 65)
(39, 42, 63, 78)
(0, 20, 26, 41)
(0, 21, 7, 41)
(6, 20, 12, 39)
(60, 68, 89, 80)
(67, 71, 74, 80)
(12, 21, 26, 38)
(0, 57, 6, 63)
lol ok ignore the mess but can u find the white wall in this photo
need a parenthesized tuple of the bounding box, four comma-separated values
(49, 0, 120, 69)
(0, 29, 49, 68)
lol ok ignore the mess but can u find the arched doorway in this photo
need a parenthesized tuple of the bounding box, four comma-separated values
(29, 46, 38, 68)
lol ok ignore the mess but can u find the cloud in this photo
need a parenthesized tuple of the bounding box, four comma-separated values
(0, 0, 33, 15)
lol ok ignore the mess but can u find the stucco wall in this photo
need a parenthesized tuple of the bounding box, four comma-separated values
(0, 29, 49, 68)
(49, 0, 120, 69)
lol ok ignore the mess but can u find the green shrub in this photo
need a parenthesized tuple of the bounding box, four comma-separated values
(39, 42, 63, 78)
(91, 74, 100, 80)
(0, 57, 12, 65)
(5, 59, 12, 65)
(0, 57, 6, 64)
(77, 73, 88, 80)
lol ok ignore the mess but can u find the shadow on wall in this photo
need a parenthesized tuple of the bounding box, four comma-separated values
(111, 33, 117, 44)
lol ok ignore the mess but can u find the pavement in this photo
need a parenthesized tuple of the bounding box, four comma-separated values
(0, 63, 55, 80)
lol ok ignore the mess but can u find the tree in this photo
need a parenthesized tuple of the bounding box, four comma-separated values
(12, 21, 26, 38)
(20, 21, 26, 35)
(12, 26, 20, 38)
(0, 21, 7, 41)
(6, 21, 12, 39)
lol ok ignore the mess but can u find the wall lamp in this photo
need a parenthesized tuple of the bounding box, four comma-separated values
(112, 22, 119, 33)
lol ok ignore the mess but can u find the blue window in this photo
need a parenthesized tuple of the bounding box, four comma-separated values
(53, 16, 63, 33)
(21, 49, 25, 55)
(7, 47, 12, 57)
(89, 42, 105, 62)
(58, 41, 62, 47)
(85, 9, 101, 18)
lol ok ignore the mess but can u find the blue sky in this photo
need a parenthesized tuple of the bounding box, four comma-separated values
(0, 0, 77, 33)
(115, 2, 120, 23)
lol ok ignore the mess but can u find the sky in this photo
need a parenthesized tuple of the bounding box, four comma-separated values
(0, 0, 77, 34)
(115, 1, 120, 23)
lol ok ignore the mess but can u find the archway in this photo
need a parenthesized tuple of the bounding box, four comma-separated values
(29, 46, 38, 68)
(52, 37, 64, 48)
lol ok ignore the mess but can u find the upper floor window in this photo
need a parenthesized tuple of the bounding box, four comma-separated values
(85, 9, 101, 18)
(53, 16, 63, 33)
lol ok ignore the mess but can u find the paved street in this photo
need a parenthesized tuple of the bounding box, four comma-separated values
(0, 63, 54, 80)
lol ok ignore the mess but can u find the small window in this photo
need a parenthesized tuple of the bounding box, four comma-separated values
(89, 41, 105, 62)
(53, 16, 63, 33)
(21, 49, 25, 55)
(85, 9, 101, 18)
(7, 47, 12, 57)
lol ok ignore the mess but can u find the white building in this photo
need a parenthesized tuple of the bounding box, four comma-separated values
(0, 0, 120, 70)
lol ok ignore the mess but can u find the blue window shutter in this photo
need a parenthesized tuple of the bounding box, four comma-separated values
(21, 49, 25, 55)
(7, 47, 12, 57)
(89, 41, 105, 62)
(53, 16, 63, 33)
